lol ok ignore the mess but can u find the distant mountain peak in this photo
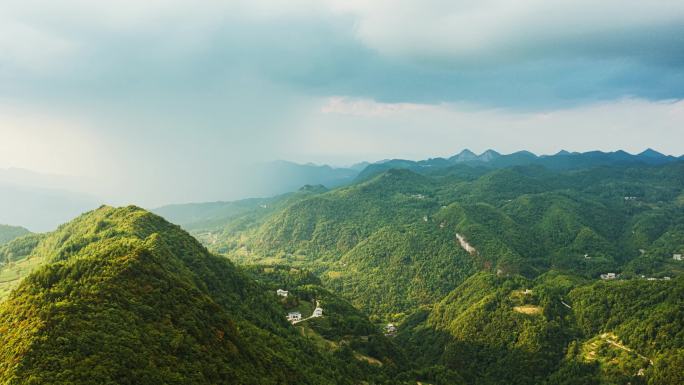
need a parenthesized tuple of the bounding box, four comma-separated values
(638, 148, 666, 158)
(449, 149, 479, 162)
(478, 149, 501, 162)
(509, 150, 538, 157)
(555, 150, 571, 156)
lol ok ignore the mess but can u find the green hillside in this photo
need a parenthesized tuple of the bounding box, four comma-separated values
(146, 160, 684, 383)
(243, 264, 409, 372)
(0, 206, 401, 384)
(187, 162, 684, 318)
(0, 225, 30, 245)
(2, 160, 681, 384)
(0, 233, 44, 299)
(396, 272, 683, 385)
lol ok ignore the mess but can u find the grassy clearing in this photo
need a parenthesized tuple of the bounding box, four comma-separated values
(581, 332, 651, 381)
(512, 305, 542, 315)
(0, 256, 44, 301)
(354, 352, 383, 366)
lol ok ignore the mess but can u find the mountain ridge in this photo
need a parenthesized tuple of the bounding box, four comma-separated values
(0, 205, 395, 384)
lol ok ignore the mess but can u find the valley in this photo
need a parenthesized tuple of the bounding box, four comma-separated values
(0, 153, 682, 384)
(4, 0, 683, 382)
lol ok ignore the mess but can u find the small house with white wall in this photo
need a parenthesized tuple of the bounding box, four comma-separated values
(385, 323, 397, 335)
(277, 289, 288, 297)
(600, 273, 617, 280)
(312, 307, 323, 317)
(674, 254, 682, 261)
(287, 312, 301, 322)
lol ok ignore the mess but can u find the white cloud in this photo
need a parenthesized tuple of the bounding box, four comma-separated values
(0, 22, 79, 72)
(2, 0, 683, 72)
(321, 96, 430, 117)
(0, 0, 682, 205)
(326, 0, 684, 62)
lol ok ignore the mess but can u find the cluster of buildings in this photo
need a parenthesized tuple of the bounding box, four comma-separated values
(598, 253, 681, 281)
(642, 276, 671, 281)
(286, 306, 324, 324)
(279, 289, 324, 324)
(601, 273, 673, 281)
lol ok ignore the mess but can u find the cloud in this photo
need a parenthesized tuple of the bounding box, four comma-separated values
(321, 97, 430, 116)
(0, 22, 78, 73)
(0, 0, 682, 205)
(329, 0, 684, 65)
(1, 0, 682, 107)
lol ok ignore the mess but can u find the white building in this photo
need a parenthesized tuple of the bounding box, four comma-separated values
(312, 307, 323, 317)
(673, 254, 682, 261)
(287, 312, 302, 322)
(276, 289, 289, 297)
(385, 323, 397, 335)
(600, 273, 617, 280)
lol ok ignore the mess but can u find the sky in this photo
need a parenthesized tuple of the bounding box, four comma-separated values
(1, 0, 683, 206)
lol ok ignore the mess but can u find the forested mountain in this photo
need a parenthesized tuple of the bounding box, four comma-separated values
(1, 154, 682, 384)
(158, 149, 682, 231)
(0, 206, 403, 384)
(146, 157, 684, 383)
(397, 272, 683, 384)
(189, 162, 684, 317)
(0, 224, 29, 245)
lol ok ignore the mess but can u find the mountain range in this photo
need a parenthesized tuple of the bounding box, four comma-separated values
(154, 148, 684, 229)
(0, 150, 682, 384)
(357, 148, 683, 180)
(4, 150, 681, 232)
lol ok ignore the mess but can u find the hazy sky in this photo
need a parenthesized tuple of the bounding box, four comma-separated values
(1, 0, 683, 205)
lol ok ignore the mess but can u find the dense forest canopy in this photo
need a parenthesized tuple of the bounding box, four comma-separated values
(1, 156, 682, 384)
(0, 206, 402, 384)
